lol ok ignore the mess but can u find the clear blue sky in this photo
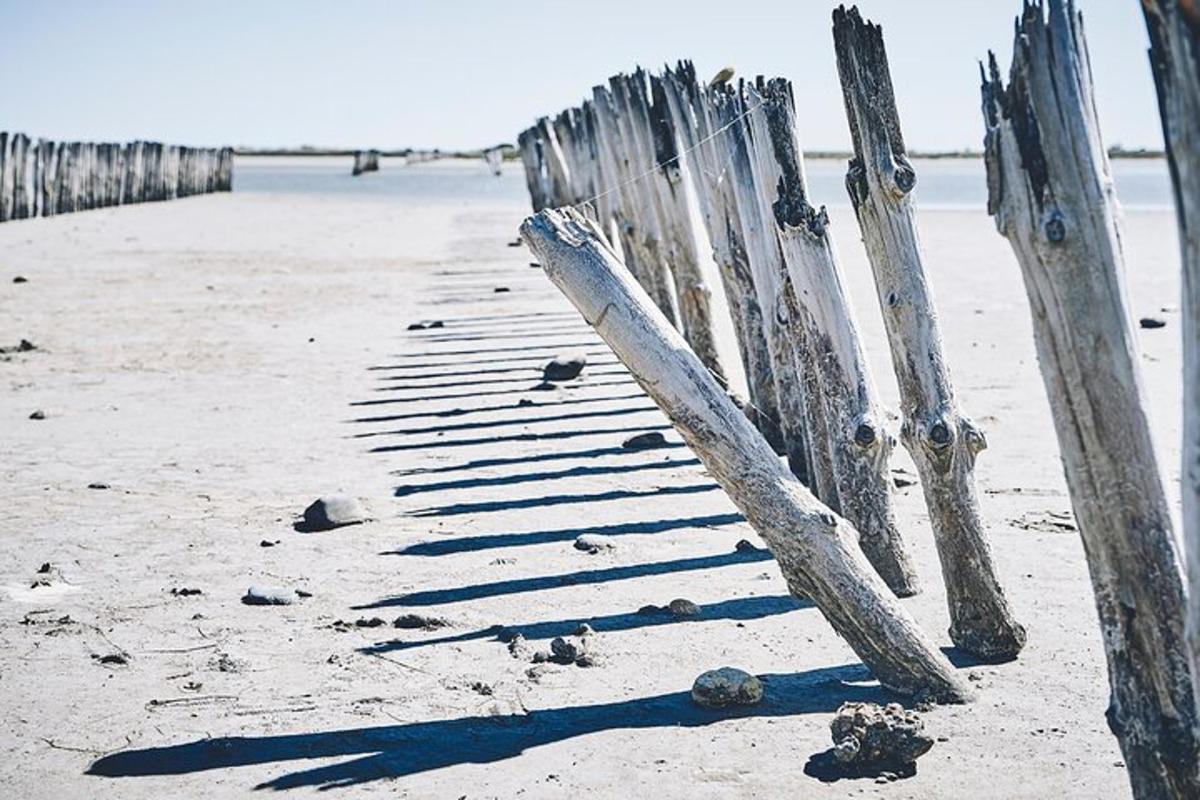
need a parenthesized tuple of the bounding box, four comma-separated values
(0, 0, 1160, 152)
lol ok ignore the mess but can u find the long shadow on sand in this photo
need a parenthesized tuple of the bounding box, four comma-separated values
(407, 482, 718, 517)
(354, 547, 773, 609)
(360, 594, 809, 654)
(355, 404, 659, 438)
(373, 368, 629, 390)
(350, 391, 646, 422)
(393, 458, 701, 498)
(388, 512, 743, 556)
(389, 443, 689, 477)
(87, 664, 883, 790)
(368, 423, 669, 453)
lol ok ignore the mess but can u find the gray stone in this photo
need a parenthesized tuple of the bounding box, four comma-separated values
(301, 494, 366, 531)
(830, 702, 934, 769)
(242, 585, 296, 605)
(668, 598, 701, 617)
(691, 667, 763, 708)
(574, 533, 616, 553)
(542, 352, 587, 382)
(622, 431, 668, 450)
(393, 613, 449, 630)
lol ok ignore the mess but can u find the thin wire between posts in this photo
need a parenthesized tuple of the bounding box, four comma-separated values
(569, 99, 764, 213)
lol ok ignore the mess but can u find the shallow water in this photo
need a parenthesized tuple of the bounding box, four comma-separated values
(233, 156, 1174, 212)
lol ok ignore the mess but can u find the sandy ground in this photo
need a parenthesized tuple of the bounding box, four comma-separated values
(0, 166, 1185, 798)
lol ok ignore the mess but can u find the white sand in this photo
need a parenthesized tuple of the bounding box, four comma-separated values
(0, 172, 1184, 797)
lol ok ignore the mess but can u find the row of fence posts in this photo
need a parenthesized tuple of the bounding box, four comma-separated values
(0, 134, 232, 223)
(518, 2, 1200, 798)
(351, 149, 380, 176)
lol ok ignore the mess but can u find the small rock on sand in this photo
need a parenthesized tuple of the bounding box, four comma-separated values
(543, 353, 587, 382)
(507, 634, 531, 659)
(829, 702, 933, 774)
(668, 598, 701, 617)
(622, 431, 667, 450)
(494, 286, 511, 293)
(28, 410, 45, 420)
(691, 667, 763, 708)
(87, 482, 110, 490)
(1139, 317, 1167, 329)
(550, 628, 600, 667)
(394, 613, 449, 630)
(242, 585, 296, 605)
(574, 533, 616, 553)
(13, 276, 28, 283)
(299, 494, 366, 531)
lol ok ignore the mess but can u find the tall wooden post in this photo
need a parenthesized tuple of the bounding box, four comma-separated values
(523, 207, 970, 702)
(1143, 0, 1200, 715)
(661, 63, 783, 450)
(833, 5, 1025, 659)
(708, 85, 820, 488)
(982, 2, 1199, 796)
(745, 77, 919, 597)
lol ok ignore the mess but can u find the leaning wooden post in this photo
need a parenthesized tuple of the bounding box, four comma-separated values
(745, 78, 919, 597)
(1143, 0, 1200, 708)
(982, 2, 1199, 796)
(833, 6, 1025, 659)
(523, 207, 969, 702)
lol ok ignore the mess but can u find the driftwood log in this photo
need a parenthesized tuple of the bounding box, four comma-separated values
(745, 77, 919, 597)
(833, 6, 1025, 659)
(1143, 0, 1200, 708)
(982, 2, 1200, 796)
(522, 206, 969, 702)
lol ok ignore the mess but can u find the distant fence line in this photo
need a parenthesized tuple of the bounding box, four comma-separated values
(0, 133, 233, 223)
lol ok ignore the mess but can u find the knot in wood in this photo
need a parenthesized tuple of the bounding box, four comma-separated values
(853, 422, 877, 447)
(928, 420, 953, 448)
(845, 160, 868, 206)
(1043, 213, 1066, 244)
(892, 162, 916, 197)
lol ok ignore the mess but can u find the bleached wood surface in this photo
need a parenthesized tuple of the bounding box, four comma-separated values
(522, 206, 969, 702)
(983, 2, 1199, 796)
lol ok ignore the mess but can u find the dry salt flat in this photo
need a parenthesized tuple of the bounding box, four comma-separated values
(0, 159, 1185, 798)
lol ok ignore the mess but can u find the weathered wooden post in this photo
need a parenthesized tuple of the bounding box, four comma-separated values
(1142, 0, 1200, 707)
(833, 5, 1025, 659)
(523, 206, 970, 702)
(982, 2, 1199, 795)
(662, 63, 783, 451)
(709, 84, 822, 489)
(11, 134, 31, 220)
(744, 77, 919, 597)
(592, 83, 680, 325)
(482, 145, 504, 176)
(41, 140, 58, 217)
(0, 133, 11, 223)
(534, 117, 572, 206)
(644, 72, 727, 380)
(517, 127, 550, 211)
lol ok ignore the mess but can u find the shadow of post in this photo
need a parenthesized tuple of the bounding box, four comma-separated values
(88, 665, 885, 790)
